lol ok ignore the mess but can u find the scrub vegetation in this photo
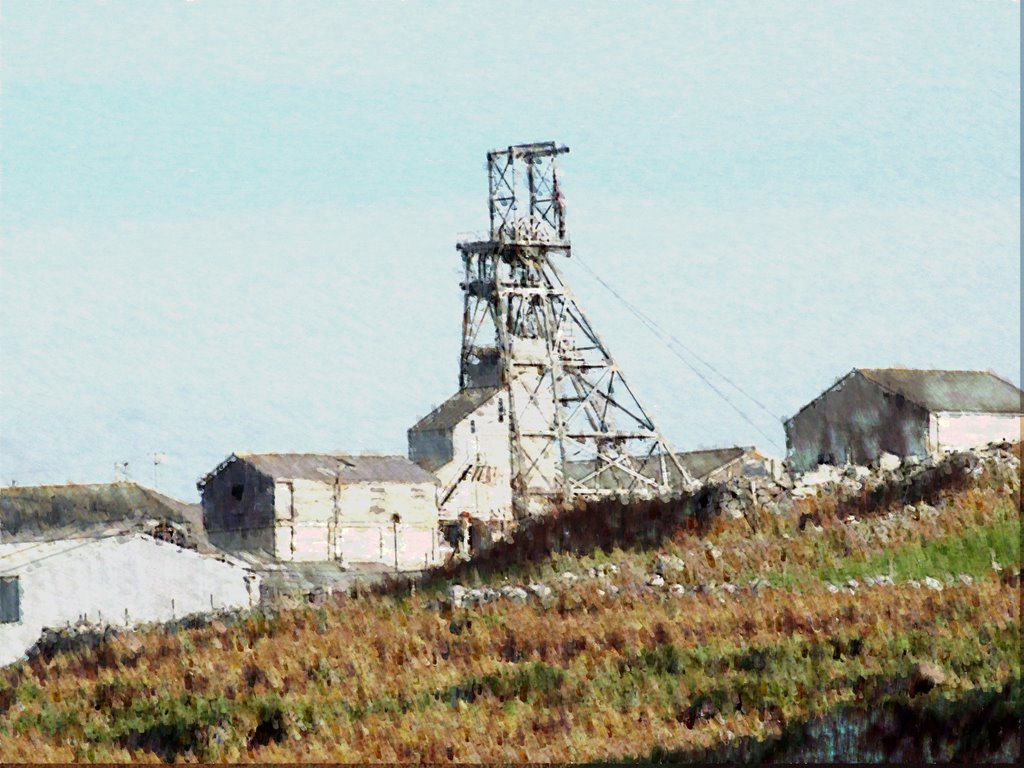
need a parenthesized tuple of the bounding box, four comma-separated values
(0, 448, 1019, 763)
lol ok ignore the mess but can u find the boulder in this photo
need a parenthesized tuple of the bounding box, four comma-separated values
(801, 465, 842, 487)
(528, 582, 553, 600)
(501, 586, 529, 603)
(877, 452, 901, 472)
(654, 553, 687, 578)
(844, 465, 871, 480)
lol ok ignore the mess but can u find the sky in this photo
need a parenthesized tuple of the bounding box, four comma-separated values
(1, 1, 1019, 502)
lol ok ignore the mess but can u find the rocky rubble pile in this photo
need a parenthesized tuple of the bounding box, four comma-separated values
(437, 444, 1019, 612)
(438, 565, 992, 611)
(702, 442, 1020, 522)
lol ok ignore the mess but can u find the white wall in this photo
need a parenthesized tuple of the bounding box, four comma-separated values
(270, 479, 440, 570)
(435, 390, 514, 523)
(337, 481, 440, 570)
(0, 534, 258, 667)
(930, 412, 1022, 452)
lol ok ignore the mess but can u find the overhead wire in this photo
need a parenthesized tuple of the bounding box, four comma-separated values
(572, 255, 785, 451)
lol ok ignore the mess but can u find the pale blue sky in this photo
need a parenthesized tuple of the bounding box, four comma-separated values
(1, 1, 1019, 501)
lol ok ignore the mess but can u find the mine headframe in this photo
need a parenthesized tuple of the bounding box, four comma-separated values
(457, 142, 696, 511)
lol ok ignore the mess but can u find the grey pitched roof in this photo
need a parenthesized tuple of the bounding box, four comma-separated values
(566, 446, 757, 489)
(409, 387, 501, 433)
(233, 453, 438, 485)
(0, 482, 204, 542)
(674, 447, 751, 479)
(858, 369, 1023, 414)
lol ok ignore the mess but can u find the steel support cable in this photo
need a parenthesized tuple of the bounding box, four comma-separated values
(572, 257, 784, 451)
(574, 256, 781, 422)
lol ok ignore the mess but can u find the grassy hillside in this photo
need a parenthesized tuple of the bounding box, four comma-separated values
(0, 448, 1019, 763)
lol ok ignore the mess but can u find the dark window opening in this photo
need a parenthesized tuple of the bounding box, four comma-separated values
(470, 420, 476, 434)
(0, 576, 20, 623)
(231, 483, 245, 501)
(442, 523, 461, 548)
(497, 399, 505, 423)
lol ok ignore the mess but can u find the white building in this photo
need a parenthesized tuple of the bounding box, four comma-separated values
(0, 533, 259, 667)
(408, 386, 516, 549)
(199, 453, 442, 570)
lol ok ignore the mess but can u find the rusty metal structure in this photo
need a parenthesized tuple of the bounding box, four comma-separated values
(456, 142, 695, 509)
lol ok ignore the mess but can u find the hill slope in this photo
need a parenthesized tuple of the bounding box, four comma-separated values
(0, 447, 1019, 762)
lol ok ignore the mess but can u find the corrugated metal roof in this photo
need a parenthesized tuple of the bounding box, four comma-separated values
(858, 369, 1023, 414)
(565, 446, 759, 489)
(674, 447, 751, 479)
(0, 482, 203, 542)
(409, 387, 501, 433)
(231, 453, 439, 485)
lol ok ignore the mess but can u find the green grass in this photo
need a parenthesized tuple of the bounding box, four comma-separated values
(822, 511, 1020, 586)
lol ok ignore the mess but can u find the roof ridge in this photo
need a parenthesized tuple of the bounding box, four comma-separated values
(857, 366, 1003, 374)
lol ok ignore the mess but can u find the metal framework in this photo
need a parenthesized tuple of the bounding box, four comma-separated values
(457, 142, 695, 510)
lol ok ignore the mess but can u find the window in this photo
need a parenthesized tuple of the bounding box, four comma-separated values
(497, 399, 505, 423)
(442, 523, 461, 548)
(470, 420, 476, 434)
(0, 576, 20, 623)
(230, 483, 245, 501)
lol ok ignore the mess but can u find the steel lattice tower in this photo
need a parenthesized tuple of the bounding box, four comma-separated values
(457, 142, 695, 509)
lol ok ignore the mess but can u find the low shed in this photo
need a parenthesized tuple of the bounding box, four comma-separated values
(199, 453, 441, 570)
(0, 534, 258, 667)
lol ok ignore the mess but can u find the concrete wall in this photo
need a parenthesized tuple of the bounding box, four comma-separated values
(273, 478, 334, 562)
(336, 481, 439, 570)
(269, 478, 440, 570)
(785, 372, 931, 472)
(0, 535, 258, 667)
(429, 390, 514, 525)
(202, 459, 275, 555)
(929, 412, 1023, 452)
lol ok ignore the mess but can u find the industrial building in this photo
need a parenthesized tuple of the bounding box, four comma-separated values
(408, 386, 513, 549)
(784, 368, 1023, 472)
(198, 453, 441, 570)
(0, 533, 258, 667)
